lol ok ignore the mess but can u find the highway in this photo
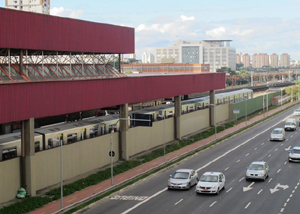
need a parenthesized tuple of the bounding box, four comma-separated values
(83, 105, 300, 214)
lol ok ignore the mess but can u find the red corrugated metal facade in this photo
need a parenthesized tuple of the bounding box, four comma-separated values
(0, 73, 225, 123)
(0, 8, 134, 53)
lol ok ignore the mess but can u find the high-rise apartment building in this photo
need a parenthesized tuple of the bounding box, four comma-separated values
(148, 53, 154, 63)
(252, 53, 269, 68)
(154, 40, 236, 72)
(280, 53, 290, 68)
(269, 53, 278, 68)
(142, 52, 148, 64)
(241, 53, 251, 68)
(5, 0, 50, 14)
(236, 52, 242, 64)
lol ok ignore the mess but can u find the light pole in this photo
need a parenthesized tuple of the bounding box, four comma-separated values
(163, 116, 166, 163)
(60, 139, 63, 209)
(110, 127, 114, 186)
(281, 88, 282, 109)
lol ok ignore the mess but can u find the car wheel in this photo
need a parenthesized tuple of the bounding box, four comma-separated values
(223, 185, 225, 190)
(188, 183, 191, 190)
(216, 188, 220, 195)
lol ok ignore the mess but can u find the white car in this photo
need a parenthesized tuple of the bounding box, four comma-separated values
(288, 146, 300, 162)
(168, 169, 199, 190)
(270, 128, 285, 141)
(294, 109, 300, 116)
(245, 161, 269, 181)
(196, 172, 225, 194)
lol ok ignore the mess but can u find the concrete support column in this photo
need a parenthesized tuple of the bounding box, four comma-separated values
(119, 104, 129, 160)
(174, 96, 182, 140)
(210, 90, 215, 126)
(22, 118, 36, 196)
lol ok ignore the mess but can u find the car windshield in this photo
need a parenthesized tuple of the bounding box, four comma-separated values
(285, 122, 294, 125)
(200, 175, 218, 182)
(291, 149, 300, 154)
(272, 130, 282, 134)
(172, 172, 189, 179)
(249, 164, 264, 170)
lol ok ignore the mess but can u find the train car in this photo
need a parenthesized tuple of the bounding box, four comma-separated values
(0, 133, 43, 161)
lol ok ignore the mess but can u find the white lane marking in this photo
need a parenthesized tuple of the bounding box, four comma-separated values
(226, 187, 232, 193)
(280, 208, 284, 213)
(245, 202, 251, 209)
(239, 177, 245, 182)
(268, 178, 273, 183)
(287, 198, 290, 202)
(281, 143, 284, 146)
(236, 159, 240, 163)
(286, 139, 289, 142)
(284, 203, 287, 207)
(268, 154, 272, 157)
(121, 115, 291, 214)
(225, 167, 230, 171)
(284, 161, 287, 165)
(291, 135, 294, 138)
(275, 148, 278, 151)
(121, 188, 167, 214)
(261, 143, 264, 145)
(210, 201, 217, 207)
(257, 189, 263, 195)
(254, 147, 257, 150)
(277, 169, 281, 173)
(245, 153, 249, 156)
(174, 199, 183, 206)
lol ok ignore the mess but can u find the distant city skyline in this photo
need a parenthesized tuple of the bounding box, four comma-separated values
(1, 0, 300, 60)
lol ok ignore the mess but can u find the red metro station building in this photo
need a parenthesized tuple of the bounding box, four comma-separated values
(0, 8, 225, 201)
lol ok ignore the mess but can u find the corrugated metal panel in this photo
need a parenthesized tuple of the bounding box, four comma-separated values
(0, 8, 134, 53)
(0, 73, 225, 123)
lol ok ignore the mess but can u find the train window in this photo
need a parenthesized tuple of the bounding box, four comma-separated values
(67, 133, 77, 143)
(108, 125, 117, 133)
(34, 141, 40, 152)
(2, 147, 17, 161)
(48, 138, 60, 149)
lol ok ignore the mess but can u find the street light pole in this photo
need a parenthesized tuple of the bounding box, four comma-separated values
(110, 128, 114, 186)
(163, 116, 166, 162)
(60, 139, 63, 209)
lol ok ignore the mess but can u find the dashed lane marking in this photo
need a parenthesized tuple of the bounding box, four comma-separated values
(210, 201, 217, 207)
(226, 187, 233, 193)
(257, 189, 263, 195)
(245, 202, 251, 209)
(174, 199, 183, 206)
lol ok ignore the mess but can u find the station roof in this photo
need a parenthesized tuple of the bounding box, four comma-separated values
(0, 8, 134, 55)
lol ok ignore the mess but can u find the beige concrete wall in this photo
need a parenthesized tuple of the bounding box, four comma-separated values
(0, 158, 21, 203)
(215, 104, 230, 124)
(0, 105, 232, 204)
(127, 118, 175, 158)
(181, 109, 210, 136)
(35, 133, 119, 190)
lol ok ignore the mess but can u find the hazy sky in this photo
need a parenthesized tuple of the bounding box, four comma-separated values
(2, 0, 300, 60)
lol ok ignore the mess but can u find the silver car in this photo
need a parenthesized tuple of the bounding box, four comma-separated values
(288, 146, 300, 162)
(196, 172, 226, 195)
(294, 109, 300, 116)
(270, 128, 285, 141)
(245, 161, 269, 181)
(168, 169, 199, 190)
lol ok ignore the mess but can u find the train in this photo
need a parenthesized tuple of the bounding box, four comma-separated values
(0, 89, 253, 161)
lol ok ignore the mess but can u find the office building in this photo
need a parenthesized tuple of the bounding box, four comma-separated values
(154, 40, 236, 72)
(5, 0, 50, 14)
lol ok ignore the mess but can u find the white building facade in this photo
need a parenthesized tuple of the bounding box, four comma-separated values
(154, 40, 236, 72)
(5, 0, 50, 14)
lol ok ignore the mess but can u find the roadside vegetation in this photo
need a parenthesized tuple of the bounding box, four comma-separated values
(0, 102, 297, 214)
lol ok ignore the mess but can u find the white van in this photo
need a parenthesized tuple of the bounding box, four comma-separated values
(284, 118, 297, 131)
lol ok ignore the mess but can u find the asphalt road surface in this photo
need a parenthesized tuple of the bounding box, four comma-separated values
(82, 105, 300, 214)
